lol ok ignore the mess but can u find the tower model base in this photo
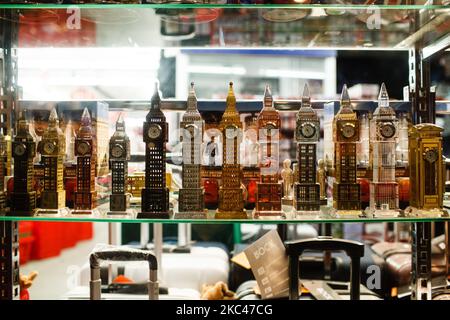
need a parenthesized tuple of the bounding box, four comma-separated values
(9, 191, 36, 216)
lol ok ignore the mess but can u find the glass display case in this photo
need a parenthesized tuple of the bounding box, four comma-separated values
(0, 1, 449, 300)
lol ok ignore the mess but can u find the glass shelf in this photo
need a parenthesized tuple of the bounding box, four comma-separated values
(1, 204, 449, 223)
(5, 6, 449, 50)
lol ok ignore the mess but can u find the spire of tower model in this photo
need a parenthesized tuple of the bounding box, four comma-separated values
(151, 81, 161, 109)
(116, 113, 125, 132)
(378, 82, 389, 108)
(48, 108, 59, 127)
(263, 84, 273, 109)
(339, 84, 353, 112)
(301, 83, 311, 109)
(187, 81, 198, 111)
(226, 81, 236, 108)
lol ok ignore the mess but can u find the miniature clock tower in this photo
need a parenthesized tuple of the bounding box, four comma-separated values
(109, 114, 131, 213)
(0, 132, 6, 211)
(216, 82, 247, 219)
(38, 108, 66, 211)
(178, 82, 206, 218)
(294, 84, 321, 212)
(74, 108, 97, 212)
(10, 111, 36, 215)
(369, 83, 399, 213)
(140, 83, 170, 219)
(333, 85, 361, 211)
(408, 124, 444, 211)
(254, 85, 282, 217)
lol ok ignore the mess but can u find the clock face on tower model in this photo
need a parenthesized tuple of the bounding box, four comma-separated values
(263, 123, 277, 137)
(111, 144, 124, 158)
(43, 142, 56, 155)
(148, 124, 162, 139)
(14, 144, 26, 156)
(225, 125, 239, 140)
(77, 141, 91, 155)
(424, 149, 438, 163)
(300, 122, 316, 139)
(341, 123, 356, 139)
(379, 122, 396, 139)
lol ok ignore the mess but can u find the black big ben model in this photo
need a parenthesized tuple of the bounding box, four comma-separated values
(10, 111, 36, 216)
(294, 84, 321, 213)
(332, 85, 361, 212)
(139, 83, 170, 219)
(0, 131, 7, 212)
(73, 108, 97, 213)
(109, 114, 131, 214)
(37, 108, 67, 214)
(177, 82, 206, 219)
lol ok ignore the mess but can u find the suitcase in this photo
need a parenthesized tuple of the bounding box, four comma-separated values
(285, 237, 380, 300)
(89, 246, 159, 300)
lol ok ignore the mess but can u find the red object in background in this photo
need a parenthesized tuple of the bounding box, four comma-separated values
(19, 222, 35, 265)
(19, 10, 96, 47)
(358, 178, 370, 203)
(65, 177, 76, 208)
(20, 289, 30, 300)
(398, 177, 410, 202)
(246, 179, 257, 204)
(203, 179, 219, 208)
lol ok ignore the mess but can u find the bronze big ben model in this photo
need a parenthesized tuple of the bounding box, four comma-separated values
(369, 83, 399, 214)
(140, 83, 170, 219)
(333, 85, 361, 211)
(109, 114, 131, 214)
(294, 84, 321, 212)
(73, 108, 97, 212)
(10, 111, 36, 215)
(408, 124, 444, 212)
(177, 82, 206, 219)
(216, 82, 247, 219)
(254, 85, 282, 217)
(0, 132, 7, 212)
(38, 108, 66, 213)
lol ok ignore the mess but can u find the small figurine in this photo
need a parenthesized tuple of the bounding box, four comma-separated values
(281, 158, 293, 203)
(317, 158, 327, 202)
(206, 135, 218, 166)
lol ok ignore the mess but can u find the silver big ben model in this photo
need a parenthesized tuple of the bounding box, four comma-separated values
(108, 114, 133, 216)
(177, 82, 207, 219)
(294, 84, 321, 214)
(369, 83, 399, 217)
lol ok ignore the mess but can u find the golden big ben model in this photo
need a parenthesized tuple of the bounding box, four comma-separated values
(109, 114, 131, 215)
(10, 111, 36, 216)
(332, 85, 361, 212)
(369, 83, 399, 216)
(177, 82, 206, 219)
(37, 108, 67, 215)
(294, 84, 320, 213)
(0, 132, 7, 212)
(254, 85, 282, 217)
(73, 108, 97, 213)
(407, 123, 445, 215)
(139, 83, 170, 219)
(216, 82, 247, 219)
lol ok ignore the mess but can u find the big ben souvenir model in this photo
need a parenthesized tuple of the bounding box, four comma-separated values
(253, 85, 282, 218)
(293, 84, 321, 214)
(332, 85, 361, 212)
(10, 111, 36, 216)
(0, 132, 7, 213)
(73, 108, 97, 213)
(216, 82, 247, 219)
(108, 114, 132, 215)
(407, 123, 445, 215)
(177, 82, 207, 219)
(369, 84, 399, 216)
(139, 83, 170, 219)
(37, 108, 68, 215)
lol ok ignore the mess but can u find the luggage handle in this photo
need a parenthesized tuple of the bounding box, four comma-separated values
(89, 247, 159, 300)
(285, 236, 364, 300)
